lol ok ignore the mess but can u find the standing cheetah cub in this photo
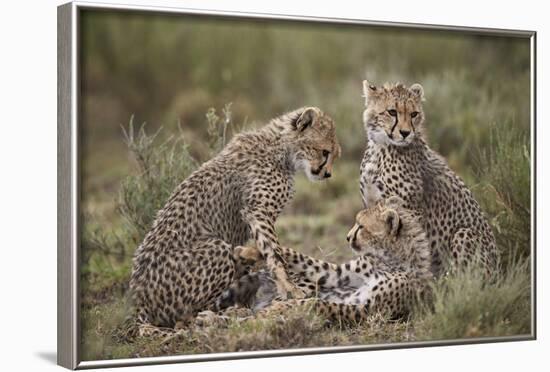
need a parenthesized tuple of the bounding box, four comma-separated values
(129, 107, 340, 329)
(360, 81, 499, 276)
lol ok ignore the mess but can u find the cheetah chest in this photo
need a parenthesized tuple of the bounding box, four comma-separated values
(360, 144, 424, 208)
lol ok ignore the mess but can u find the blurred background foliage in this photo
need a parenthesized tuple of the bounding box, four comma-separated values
(78, 9, 531, 360)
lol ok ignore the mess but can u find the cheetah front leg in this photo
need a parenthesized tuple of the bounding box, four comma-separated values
(244, 210, 305, 300)
(278, 246, 338, 281)
(281, 250, 377, 294)
(235, 244, 338, 282)
(235, 244, 370, 290)
(279, 246, 373, 289)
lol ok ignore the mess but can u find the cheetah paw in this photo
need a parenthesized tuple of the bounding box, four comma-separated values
(194, 310, 229, 327)
(234, 245, 262, 263)
(277, 283, 305, 300)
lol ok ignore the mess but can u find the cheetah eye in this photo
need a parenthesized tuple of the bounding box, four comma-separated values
(358, 224, 364, 229)
(322, 150, 330, 157)
(387, 109, 397, 117)
(411, 111, 419, 118)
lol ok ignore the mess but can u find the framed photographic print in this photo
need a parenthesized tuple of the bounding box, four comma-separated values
(57, 1, 536, 369)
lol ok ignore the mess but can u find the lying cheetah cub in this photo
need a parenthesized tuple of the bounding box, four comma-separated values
(130, 107, 340, 329)
(360, 81, 499, 276)
(215, 197, 433, 323)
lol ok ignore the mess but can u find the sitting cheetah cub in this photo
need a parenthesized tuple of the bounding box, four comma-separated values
(130, 107, 340, 329)
(213, 197, 433, 323)
(360, 81, 499, 276)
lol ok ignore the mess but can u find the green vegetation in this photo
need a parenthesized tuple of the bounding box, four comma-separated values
(79, 9, 531, 361)
(414, 258, 531, 341)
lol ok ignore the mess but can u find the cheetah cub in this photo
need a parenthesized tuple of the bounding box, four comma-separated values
(360, 81, 499, 276)
(211, 197, 433, 323)
(130, 107, 340, 329)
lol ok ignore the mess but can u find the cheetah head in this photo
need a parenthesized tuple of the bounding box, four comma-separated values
(362, 80, 425, 147)
(291, 107, 341, 181)
(346, 197, 407, 255)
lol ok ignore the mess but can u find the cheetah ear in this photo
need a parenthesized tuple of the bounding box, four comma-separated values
(410, 83, 425, 101)
(362, 80, 378, 106)
(335, 143, 342, 158)
(294, 107, 319, 132)
(382, 209, 401, 237)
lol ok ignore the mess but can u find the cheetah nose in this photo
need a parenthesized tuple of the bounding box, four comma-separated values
(346, 235, 351, 242)
(399, 129, 411, 138)
(324, 171, 331, 178)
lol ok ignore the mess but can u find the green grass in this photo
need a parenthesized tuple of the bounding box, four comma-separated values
(80, 109, 531, 361)
(81, 259, 530, 360)
(473, 121, 531, 268)
(78, 11, 531, 361)
(413, 259, 531, 341)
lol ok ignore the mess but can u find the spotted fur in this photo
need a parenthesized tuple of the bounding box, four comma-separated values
(129, 107, 340, 334)
(359, 81, 499, 276)
(212, 197, 433, 324)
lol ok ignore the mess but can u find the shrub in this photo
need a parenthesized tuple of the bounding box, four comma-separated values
(414, 258, 531, 340)
(117, 116, 198, 239)
(81, 116, 199, 294)
(82, 107, 234, 290)
(473, 119, 531, 269)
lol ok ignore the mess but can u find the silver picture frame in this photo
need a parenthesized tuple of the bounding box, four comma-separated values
(57, 1, 537, 369)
